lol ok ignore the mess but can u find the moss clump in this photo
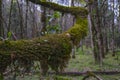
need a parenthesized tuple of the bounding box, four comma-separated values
(66, 17, 88, 45)
(0, 34, 72, 74)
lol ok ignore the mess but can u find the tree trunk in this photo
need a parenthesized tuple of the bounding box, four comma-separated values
(25, 0, 29, 38)
(88, 2, 99, 63)
(40, 6, 47, 36)
(119, 0, 120, 31)
(0, 0, 3, 37)
(32, 5, 37, 38)
(88, 0, 104, 65)
(17, 0, 24, 39)
(112, 0, 115, 56)
(8, 0, 14, 33)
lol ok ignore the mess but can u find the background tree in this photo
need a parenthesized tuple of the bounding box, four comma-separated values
(0, 0, 3, 37)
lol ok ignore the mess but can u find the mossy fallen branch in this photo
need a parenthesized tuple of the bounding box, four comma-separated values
(0, 16, 88, 75)
(28, 0, 88, 17)
(0, 34, 72, 73)
(0, 17, 88, 76)
(82, 71, 103, 80)
(0, 0, 88, 75)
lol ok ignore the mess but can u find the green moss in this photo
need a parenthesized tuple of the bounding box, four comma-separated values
(29, 0, 88, 17)
(0, 17, 88, 75)
(41, 1, 88, 16)
(66, 17, 88, 45)
(0, 34, 72, 73)
(0, 1, 88, 75)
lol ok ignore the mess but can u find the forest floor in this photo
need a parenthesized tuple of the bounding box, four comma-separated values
(64, 47, 120, 80)
(66, 47, 120, 72)
(6, 47, 120, 80)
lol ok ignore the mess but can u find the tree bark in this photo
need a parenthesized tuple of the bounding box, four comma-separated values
(88, 0, 105, 64)
(0, 0, 3, 37)
(25, 0, 29, 38)
(119, 0, 120, 31)
(87, 1, 100, 63)
(95, 1, 104, 65)
(40, 6, 47, 36)
(17, 0, 24, 39)
(8, 0, 14, 33)
(111, 0, 115, 56)
(32, 5, 37, 38)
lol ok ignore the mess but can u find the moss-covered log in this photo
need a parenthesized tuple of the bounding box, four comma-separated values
(0, 0, 88, 75)
(28, 0, 88, 17)
(0, 34, 72, 73)
(0, 16, 88, 75)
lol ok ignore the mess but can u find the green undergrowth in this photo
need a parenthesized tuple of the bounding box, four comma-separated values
(66, 47, 120, 72)
(65, 47, 120, 80)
